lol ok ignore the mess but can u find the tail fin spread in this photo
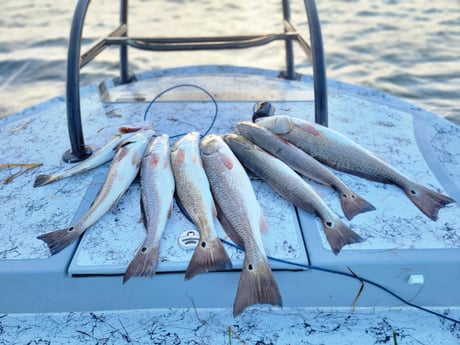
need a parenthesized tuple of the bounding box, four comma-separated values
(340, 190, 376, 220)
(405, 184, 455, 221)
(123, 245, 160, 283)
(233, 256, 282, 317)
(33, 174, 55, 188)
(184, 237, 232, 280)
(323, 220, 364, 255)
(37, 226, 82, 255)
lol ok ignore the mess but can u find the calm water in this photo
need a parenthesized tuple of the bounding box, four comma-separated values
(1, 0, 459, 122)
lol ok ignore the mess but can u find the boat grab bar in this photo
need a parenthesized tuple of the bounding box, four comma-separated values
(63, 0, 328, 162)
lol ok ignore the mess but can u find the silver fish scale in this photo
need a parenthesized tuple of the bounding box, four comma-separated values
(200, 140, 266, 258)
(288, 124, 409, 186)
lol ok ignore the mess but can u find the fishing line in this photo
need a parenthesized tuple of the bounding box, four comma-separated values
(175, 183, 459, 324)
(143, 83, 218, 139)
(220, 238, 460, 325)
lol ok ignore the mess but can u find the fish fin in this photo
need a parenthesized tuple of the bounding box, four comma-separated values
(168, 202, 173, 218)
(323, 219, 364, 255)
(184, 236, 232, 280)
(215, 202, 245, 248)
(300, 173, 330, 186)
(211, 200, 217, 217)
(123, 244, 160, 283)
(233, 256, 282, 317)
(37, 226, 82, 255)
(140, 195, 148, 229)
(405, 183, 455, 221)
(340, 190, 376, 220)
(33, 174, 56, 187)
(175, 194, 194, 223)
(259, 210, 268, 233)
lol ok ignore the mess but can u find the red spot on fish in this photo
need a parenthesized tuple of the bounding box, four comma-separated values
(117, 146, 130, 160)
(297, 122, 320, 136)
(132, 153, 142, 166)
(219, 152, 234, 170)
(176, 148, 186, 163)
(150, 153, 161, 168)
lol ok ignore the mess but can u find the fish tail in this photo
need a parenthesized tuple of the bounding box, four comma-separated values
(340, 190, 376, 220)
(184, 237, 232, 280)
(33, 174, 56, 187)
(323, 219, 364, 255)
(37, 226, 82, 255)
(123, 244, 160, 283)
(233, 256, 282, 317)
(405, 183, 455, 221)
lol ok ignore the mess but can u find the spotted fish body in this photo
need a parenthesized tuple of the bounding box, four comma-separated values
(200, 134, 282, 317)
(224, 133, 364, 254)
(236, 121, 375, 220)
(257, 115, 455, 220)
(123, 134, 175, 283)
(171, 132, 232, 280)
(37, 130, 154, 255)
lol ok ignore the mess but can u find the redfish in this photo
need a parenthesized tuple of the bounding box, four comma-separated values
(200, 134, 282, 317)
(224, 133, 364, 254)
(171, 132, 232, 280)
(236, 121, 375, 220)
(257, 115, 455, 221)
(123, 134, 175, 283)
(37, 130, 154, 255)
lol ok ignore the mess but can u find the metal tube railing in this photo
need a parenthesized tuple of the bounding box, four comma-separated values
(304, 0, 328, 127)
(63, 0, 328, 162)
(63, 0, 92, 163)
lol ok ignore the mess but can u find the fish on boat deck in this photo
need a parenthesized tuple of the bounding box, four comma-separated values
(224, 133, 364, 255)
(236, 121, 375, 220)
(171, 132, 232, 280)
(34, 121, 153, 188)
(123, 134, 175, 283)
(37, 130, 154, 255)
(200, 134, 282, 317)
(256, 115, 455, 221)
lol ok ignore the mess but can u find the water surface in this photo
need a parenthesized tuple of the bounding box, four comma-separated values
(1, 0, 458, 122)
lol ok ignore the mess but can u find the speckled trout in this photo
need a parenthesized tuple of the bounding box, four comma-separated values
(37, 130, 154, 255)
(236, 121, 375, 220)
(171, 132, 232, 280)
(257, 115, 455, 221)
(200, 134, 282, 317)
(123, 134, 175, 283)
(224, 133, 364, 254)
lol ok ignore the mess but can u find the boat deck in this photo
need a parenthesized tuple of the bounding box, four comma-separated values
(0, 66, 459, 343)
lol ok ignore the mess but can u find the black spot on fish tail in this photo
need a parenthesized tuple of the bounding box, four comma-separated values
(405, 183, 455, 221)
(340, 190, 376, 220)
(123, 244, 159, 283)
(37, 226, 82, 255)
(33, 174, 55, 188)
(233, 256, 282, 317)
(184, 237, 232, 280)
(323, 219, 364, 255)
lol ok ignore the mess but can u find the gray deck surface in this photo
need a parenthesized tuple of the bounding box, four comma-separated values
(0, 66, 459, 343)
